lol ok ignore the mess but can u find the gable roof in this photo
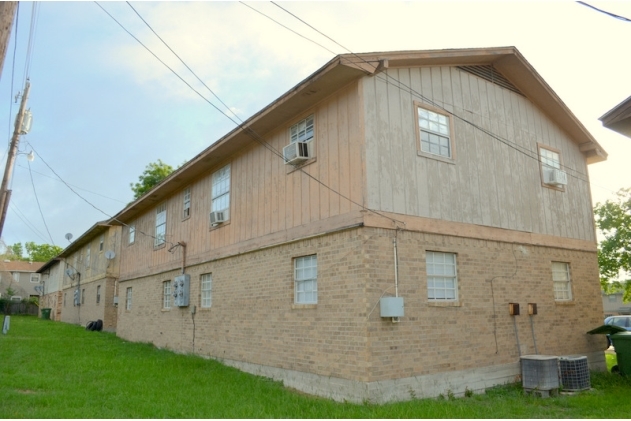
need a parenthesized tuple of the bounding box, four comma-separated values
(109, 46, 607, 223)
(0, 260, 44, 273)
(600, 95, 631, 138)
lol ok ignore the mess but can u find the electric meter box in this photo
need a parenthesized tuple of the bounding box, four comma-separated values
(380, 296, 404, 318)
(173, 274, 190, 307)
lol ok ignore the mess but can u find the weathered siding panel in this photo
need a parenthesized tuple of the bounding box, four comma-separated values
(119, 83, 365, 279)
(363, 66, 595, 242)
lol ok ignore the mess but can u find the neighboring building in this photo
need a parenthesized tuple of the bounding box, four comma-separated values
(38, 257, 64, 321)
(0, 260, 44, 301)
(103, 47, 608, 402)
(600, 95, 631, 138)
(602, 291, 631, 318)
(41, 222, 122, 331)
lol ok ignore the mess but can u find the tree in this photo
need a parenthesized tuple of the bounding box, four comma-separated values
(9, 243, 23, 259)
(24, 242, 63, 262)
(130, 159, 174, 200)
(5, 242, 62, 262)
(594, 187, 631, 301)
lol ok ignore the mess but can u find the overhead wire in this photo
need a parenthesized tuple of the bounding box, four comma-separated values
(26, 158, 54, 244)
(15, 161, 126, 204)
(269, 1, 592, 184)
(577, 1, 631, 22)
(8, 202, 50, 243)
(96, 1, 406, 228)
(28, 143, 177, 248)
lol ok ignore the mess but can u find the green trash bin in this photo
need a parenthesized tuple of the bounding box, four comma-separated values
(41, 308, 51, 320)
(611, 332, 631, 376)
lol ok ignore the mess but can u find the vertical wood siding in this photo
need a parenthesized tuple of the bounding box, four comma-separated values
(119, 83, 365, 277)
(363, 66, 594, 242)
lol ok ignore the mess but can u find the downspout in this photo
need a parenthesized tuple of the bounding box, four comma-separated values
(393, 237, 399, 298)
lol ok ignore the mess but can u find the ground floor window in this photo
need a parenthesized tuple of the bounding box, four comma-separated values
(126, 287, 133, 310)
(163, 281, 172, 309)
(552, 262, 572, 301)
(295, 255, 317, 304)
(426, 251, 458, 301)
(201, 274, 212, 308)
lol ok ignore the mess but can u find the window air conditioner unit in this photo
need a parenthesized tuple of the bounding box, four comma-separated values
(209, 210, 226, 225)
(544, 168, 568, 187)
(283, 141, 309, 165)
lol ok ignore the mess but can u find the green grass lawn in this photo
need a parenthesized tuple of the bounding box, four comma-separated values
(1, 316, 630, 418)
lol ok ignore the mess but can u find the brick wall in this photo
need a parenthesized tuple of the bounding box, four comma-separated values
(115, 226, 605, 401)
(60, 278, 117, 330)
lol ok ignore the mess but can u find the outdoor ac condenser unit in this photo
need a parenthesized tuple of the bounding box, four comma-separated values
(558, 355, 590, 391)
(520, 355, 559, 394)
(283, 141, 309, 165)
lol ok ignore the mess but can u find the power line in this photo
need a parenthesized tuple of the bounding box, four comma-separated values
(8, 202, 50, 243)
(125, 1, 240, 122)
(97, 1, 406, 228)
(577, 1, 631, 22)
(269, 2, 591, 184)
(26, 159, 54, 244)
(28, 142, 178, 248)
(240, 2, 337, 56)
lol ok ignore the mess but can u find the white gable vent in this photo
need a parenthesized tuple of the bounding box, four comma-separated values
(209, 210, 226, 225)
(283, 142, 309, 165)
(543, 168, 568, 187)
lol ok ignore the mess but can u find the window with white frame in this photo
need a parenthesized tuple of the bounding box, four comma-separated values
(540, 147, 561, 171)
(85, 247, 91, 268)
(155, 203, 167, 247)
(294, 255, 317, 304)
(126, 287, 133, 310)
(12, 272, 19, 282)
(163, 280, 172, 309)
(417, 105, 453, 159)
(129, 223, 135, 244)
(552, 262, 572, 301)
(183, 188, 191, 219)
(290, 115, 314, 144)
(201, 273, 212, 308)
(99, 235, 104, 252)
(96, 285, 101, 304)
(30, 273, 40, 283)
(426, 251, 458, 301)
(211, 165, 230, 217)
(538, 145, 566, 189)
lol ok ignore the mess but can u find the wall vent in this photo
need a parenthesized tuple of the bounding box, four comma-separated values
(458, 65, 524, 96)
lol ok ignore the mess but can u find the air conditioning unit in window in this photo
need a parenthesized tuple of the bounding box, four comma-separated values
(283, 141, 309, 165)
(209, 210, 226, 225)
(543, 168, 568, 187)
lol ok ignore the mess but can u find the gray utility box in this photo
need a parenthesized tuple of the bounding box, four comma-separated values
(173, 274, 190, 307)
(380, 296, 404, 318)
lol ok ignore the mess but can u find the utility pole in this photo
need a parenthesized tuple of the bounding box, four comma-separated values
(0, 80, 31, 239)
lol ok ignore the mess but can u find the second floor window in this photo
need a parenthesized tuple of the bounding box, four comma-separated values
(129, 223, 135, 244)
(211, 165, 231, 215)
(290, 115, 314, 143)
(155, 204, 167, 247)
(183, 188, 191, 219)
(86, 247, 91, 268)
(417, 105, 453, 159)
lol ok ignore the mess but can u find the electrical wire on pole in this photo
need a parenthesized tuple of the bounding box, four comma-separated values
(0, 79, 31, 239)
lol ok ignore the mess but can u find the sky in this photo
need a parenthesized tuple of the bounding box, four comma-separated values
(0, 0, 630, 251)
